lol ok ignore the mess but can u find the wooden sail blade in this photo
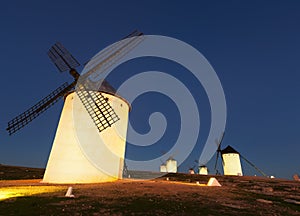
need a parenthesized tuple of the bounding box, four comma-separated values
(73, 30, 144, 132)
(76, 82, 119, 133)
(121, 29, 143, 39)
(48, 42, 80, 72)
(6, 81, 76, 135)
(239, 154, 267, 177)
(214, 152, 220, 172)
(80, 30, 144, 81)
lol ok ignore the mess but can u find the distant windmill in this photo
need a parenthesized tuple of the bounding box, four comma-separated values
(166, 156, 177, 173)
(6, 30, 144, 183)
(159, 150, 178, 173)
(159, 159, 167, 173)
(221, 145, 243, 176)
(194, 159, 208, 175)
(187, 160, 197, 174)
(213, 132, 267, 177)
(199, 165, 208, 175)
(214, 132, 243, 176)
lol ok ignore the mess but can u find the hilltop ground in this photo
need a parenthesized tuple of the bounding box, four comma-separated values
(0, 165, 299, 215)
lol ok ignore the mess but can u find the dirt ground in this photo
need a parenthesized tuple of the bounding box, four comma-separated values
(0, 174, 300, 216)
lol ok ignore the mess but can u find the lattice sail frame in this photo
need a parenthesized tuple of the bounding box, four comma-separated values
(76, 82, 120, 132)
(75, 32, 144, 133)
(6, 81, 76, 135)
(80, 31, 144, 82)
(6, 30, 144, 135)
(48, 42, 80, 72)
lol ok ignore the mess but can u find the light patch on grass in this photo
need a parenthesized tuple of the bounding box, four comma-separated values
(0, 186, 65, 201)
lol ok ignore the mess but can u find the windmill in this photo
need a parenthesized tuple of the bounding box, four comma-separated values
(214, 132, 225, 175)
(187, 159, 200, 174)
(214, 132, 243, 176)
(213, 132, 266, 177)
(194, 159, 208, 175)
(6, 30, 144, 183)
(6, 30, 143, 136)
(221, 145, 243, 176)
(159, 159, 167, 173)
(166, 156, 177, 173)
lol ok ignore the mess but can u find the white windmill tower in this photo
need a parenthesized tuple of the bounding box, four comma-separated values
(159, 159, 167, 173)
(221, 145, 243, 176)
(214, 133, 267, 177)
(199, 165, 208, 175)
(214, 132, 243, 176)
(42, 79, 131, 183)
(6, 31, 144, 183)
(160, 163, 167, 173)
(194, 159, 208, 175)
(166, 156, 177, 173)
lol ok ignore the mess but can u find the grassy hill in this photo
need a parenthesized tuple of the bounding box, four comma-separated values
(0, 164, 44, 180)
(0, 165, 299, 215)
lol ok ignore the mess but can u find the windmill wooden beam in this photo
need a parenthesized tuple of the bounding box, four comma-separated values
(6, 30, 144, 135)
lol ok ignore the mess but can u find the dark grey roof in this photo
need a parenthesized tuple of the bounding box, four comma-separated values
(82, 78, 116, 95)
(167, 156, 176, 161)
(98, 79, 116, 95)
(221, 145, 239, 154)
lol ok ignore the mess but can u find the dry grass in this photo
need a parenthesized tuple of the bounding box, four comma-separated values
(0, 166, 299, 215)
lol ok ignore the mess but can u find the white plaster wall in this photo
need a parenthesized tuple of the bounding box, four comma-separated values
(166, 160, 177, 173)
(160, 165, 167, 173)
(42, 91, 129, 183)
(199, 166, 208, 175)
(222, 153, 243, 176)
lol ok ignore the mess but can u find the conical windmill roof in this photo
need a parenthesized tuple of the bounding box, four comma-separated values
(98, 79, 116, 95)
(72, 79, 131, 110)
(167, 156, 176, 161)
(98, 79, 131, 111)
(82, 79, 116, 95)
(221, 145, 239, 154)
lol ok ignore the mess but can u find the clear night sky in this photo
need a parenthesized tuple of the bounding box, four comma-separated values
(0, 1, 299, 179)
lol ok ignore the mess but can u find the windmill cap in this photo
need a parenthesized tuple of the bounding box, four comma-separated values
(79, 79, 116, 95)
(67, 79, 131, 110)
(97, 80, 131, 110)
(98, 79, 116, 95)
(167, 156, 176, 161)
(221, 145, 239, 154)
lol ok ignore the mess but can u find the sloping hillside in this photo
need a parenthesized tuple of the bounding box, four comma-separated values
(0, 164, 44, 180)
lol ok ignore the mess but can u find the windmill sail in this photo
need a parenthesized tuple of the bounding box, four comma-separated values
(75, 30, 144, 132)
(76, 82, 119, 132)
(239, 153, 267, 177)
(121, 29, 143, 39)
(6, 81, 76, 135)
(214, 132, 225, 174)
(80, 30, 144, 81)
(48, 42, 80, 72)
(7, 30, 144, 135)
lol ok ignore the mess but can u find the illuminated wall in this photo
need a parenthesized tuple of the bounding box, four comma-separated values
(160, 164, 167, 172)
(199, 166, 208, 175)
(222, 153, 243, 176)
(166, 159, 177, 173)
(42, 91, 129, 183)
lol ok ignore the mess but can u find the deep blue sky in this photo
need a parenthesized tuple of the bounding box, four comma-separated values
(0, 1, 299, 179)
